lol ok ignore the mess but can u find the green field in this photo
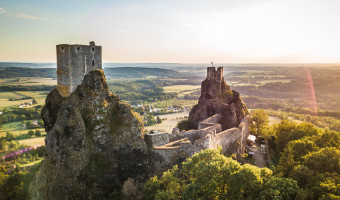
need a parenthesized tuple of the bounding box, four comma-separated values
(0, 121, 46, 137)
(5, 77, 56, 86)
(163, 85, 201, 93)
(0, 91, 48, 109)
(151, 99, 197, 108)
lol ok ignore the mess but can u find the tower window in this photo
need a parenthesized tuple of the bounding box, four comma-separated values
(77, 47, 80, 51)
(92, 48, 95, 52)
(92, 60, 95, 66)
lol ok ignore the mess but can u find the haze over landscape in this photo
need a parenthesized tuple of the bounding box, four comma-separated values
(1, 0, 340, 63)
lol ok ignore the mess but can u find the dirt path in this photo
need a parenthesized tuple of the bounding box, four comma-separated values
(253, 143, 267, 168)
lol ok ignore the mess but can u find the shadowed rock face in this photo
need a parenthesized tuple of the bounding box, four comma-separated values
(30, 70, 149, 200)
(189, 69, 249, 130)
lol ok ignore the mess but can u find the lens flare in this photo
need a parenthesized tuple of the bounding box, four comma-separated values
(305, 68, 317, 114)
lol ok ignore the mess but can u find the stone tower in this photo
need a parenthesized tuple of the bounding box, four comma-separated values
(56, 41, 102, 97)
(205, 67, 224, 97)
(207, 66, 223, 82)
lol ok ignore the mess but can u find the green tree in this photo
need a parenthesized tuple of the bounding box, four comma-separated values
(144, 149, 275, 200)
(303, 147, 340, 174)
(35, 129, 41, 137)
(26, 121, 33, 127)
(38, 120, 44, 127)
(290, 165, 314, 188)
(250, 109, 269, 137)
(260, 177, 299, 200)
(156, 116, 162, 124)
(176, 119, 196, 131)
(143, 166, 181, 200)
(27, 130, 34, 137)
(274, 121, 319, 154)
(309, 173, 340, 199)
(315, 130, 340, 148)
(32, 98, 37, 104)
(8, 141, 18, 149)
(5, 132, 15, 141)
(279, 138, 319, 176)
(0, 140, 8, 151)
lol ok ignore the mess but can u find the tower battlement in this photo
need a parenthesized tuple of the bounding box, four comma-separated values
(56, 41, 102, 97)
(207, 67, 223, 82)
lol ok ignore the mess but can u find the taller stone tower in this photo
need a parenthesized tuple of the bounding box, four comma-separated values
(56, 41, 102, 97)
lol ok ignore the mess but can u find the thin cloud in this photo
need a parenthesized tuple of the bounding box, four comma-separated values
(15, 13, 47, 20)
(0, 7, 57, 20)
(0, 7, 10, 15)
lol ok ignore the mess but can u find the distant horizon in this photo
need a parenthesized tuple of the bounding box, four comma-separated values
(1, 61, 340, 65)
(1, 61, 340, 69)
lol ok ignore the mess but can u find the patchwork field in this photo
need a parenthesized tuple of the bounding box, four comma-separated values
(163, 85, 201, 99)
(0, 91, 48, 109)
(163, 85, 201, 93)
(0, 121, 46, 137)
(6, 77, 56, 86)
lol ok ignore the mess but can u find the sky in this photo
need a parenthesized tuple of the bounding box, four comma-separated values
(0, 0, 340, 63)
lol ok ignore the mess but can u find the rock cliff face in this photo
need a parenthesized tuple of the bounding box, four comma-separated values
(189, 67, 249, 130)
(30, 70, 149, 199)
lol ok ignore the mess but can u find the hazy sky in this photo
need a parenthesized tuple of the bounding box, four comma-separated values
(0, 0, 340, 63)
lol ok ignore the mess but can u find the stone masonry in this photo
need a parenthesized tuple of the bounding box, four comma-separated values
(147, 67, 250, 174)
(56, 41, 102, 97)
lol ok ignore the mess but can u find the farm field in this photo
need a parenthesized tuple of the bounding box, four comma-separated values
(146, 110, 190, 133)
(163, 85, 201, 93)
(16, 91, 48, 104)
(150, 99, 197, 108)
(0, 91, 48, 109)
(0, 121, 46, 137)
(163, 84, 201, 99)
(18, 137, 45, 147)
(5, 77, 56, 86)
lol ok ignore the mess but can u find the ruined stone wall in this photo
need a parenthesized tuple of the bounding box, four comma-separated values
(198, 114, 222, 129)
(208, 115, 250, 154)
(151, 138, 197, 174)
(57, 41, 102, 97)
(150, 115, 250, 172)
(238, 115, 250, 153)
(145, 132, 170, 147)
(181, 123, 221, 144)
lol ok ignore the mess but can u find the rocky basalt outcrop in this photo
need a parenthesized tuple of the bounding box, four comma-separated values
(189, 67, 249, 130)
(29, 70, 149, 199)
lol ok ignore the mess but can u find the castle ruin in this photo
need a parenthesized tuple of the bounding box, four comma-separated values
(56, 41, 102, 97)
(146, 67, 250, 173)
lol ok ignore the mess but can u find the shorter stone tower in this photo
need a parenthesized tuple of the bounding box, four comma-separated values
(56, 41, 102, 97)
(205, 67, 224, 97)
(207, 66, 223, 82)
